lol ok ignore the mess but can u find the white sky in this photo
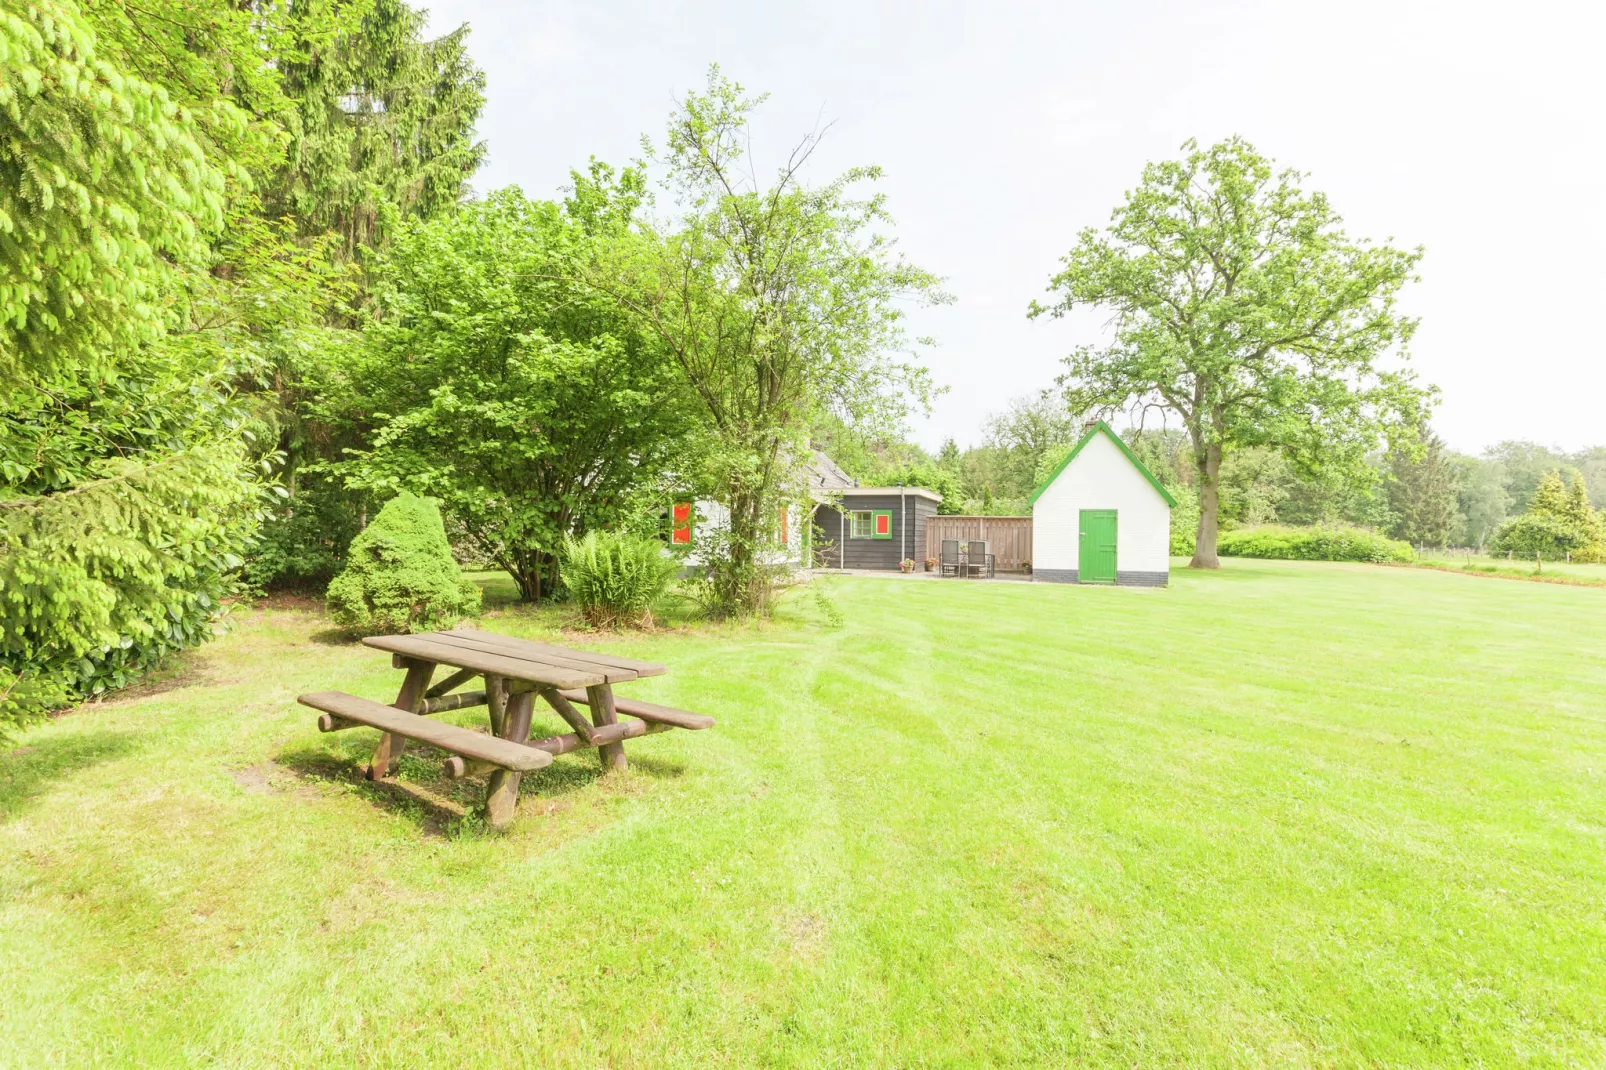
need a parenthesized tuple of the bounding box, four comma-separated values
(423, 0, 1605, 455)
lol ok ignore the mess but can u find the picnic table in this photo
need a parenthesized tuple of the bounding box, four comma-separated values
(297, 627, 714, 828)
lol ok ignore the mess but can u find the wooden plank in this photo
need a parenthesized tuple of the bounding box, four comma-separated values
(538, 687, 595, 745)
(420, 630, 641, 684)
(424, 666, 479, 699)
(589, 683, 627, 773)
(420, 690, 486, 715)
(367, 659, 434, 780)
(484, 690, 536, 828)
(485, 674, 508, 738)
(443, 627, 668, 677)
(557, 689, 715, 731)
(442, 721, 674, 776)
(299, 691, 551, 772)
(362, 634, 604, 690)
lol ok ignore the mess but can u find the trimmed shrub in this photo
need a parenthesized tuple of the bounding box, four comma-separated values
(1216, 525, 1413, 564)
(559, 530, 680, 629)
(326, 493, 481, 635)
(1488, 514, 1589, 561)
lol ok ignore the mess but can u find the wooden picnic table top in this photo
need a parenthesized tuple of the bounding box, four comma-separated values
(361, 627, 668, 691)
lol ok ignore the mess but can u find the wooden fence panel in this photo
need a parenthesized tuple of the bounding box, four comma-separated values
(925, 516, 1033, 572)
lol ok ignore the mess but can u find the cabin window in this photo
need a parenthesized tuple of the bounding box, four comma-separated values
(848, 510, 874, 538)
(873, 511, 892, 539)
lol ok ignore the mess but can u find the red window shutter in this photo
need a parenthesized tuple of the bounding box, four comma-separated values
(875, 512, 891, 537)
(672, 502, 693, 545)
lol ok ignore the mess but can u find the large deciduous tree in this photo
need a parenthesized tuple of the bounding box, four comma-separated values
(328, 181, 691, 602)
(601, 69, 947, 615)
(1030, 137, 1430, 567)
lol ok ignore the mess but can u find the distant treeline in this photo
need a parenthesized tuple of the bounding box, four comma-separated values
(821, 394, 1600, 551)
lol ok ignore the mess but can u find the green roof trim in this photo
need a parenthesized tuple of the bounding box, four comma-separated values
(1027, 421, 1178, 508)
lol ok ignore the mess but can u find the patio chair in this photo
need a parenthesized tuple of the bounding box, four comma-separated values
(940, 539, 962, 577)
(966, 540, 994, 579)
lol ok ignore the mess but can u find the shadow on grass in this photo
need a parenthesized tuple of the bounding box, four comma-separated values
(278, 728, 688, 835)
(1, 730, 141, 823)
(276, 746, 467, 837)
(308, 627, 357, 647)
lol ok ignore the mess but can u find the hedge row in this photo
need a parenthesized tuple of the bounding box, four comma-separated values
(1215, 525, 1414, 564)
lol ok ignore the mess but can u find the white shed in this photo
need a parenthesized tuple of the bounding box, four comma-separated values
(1030, 421, 1175, 586)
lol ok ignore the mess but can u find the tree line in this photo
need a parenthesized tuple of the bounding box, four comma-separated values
(2, 1, 935, 734)
(834, 395, 1606, 554)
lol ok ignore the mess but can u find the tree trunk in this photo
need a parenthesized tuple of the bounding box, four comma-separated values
(1190, 442, 1222, 569)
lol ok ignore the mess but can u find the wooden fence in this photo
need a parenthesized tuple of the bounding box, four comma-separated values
(924, 516, 1033, 572)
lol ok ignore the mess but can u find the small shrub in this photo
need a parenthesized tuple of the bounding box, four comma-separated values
(326, 493, 481, 635)
(1216, 524, 1413, 564)
(559, 530, 679, 629)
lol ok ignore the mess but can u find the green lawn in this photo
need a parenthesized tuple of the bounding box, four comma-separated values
(3, 561, 1604, 1067)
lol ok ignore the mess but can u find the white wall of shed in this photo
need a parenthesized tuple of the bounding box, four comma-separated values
(1031, 432, 1171, 573)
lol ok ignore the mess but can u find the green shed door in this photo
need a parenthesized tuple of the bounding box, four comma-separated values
(1078, 510, 1118, 584)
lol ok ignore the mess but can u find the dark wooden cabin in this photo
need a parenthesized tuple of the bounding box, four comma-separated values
(812, 487, 943, 570)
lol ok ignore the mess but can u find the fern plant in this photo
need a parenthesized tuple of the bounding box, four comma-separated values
(559, 531, 679, 629)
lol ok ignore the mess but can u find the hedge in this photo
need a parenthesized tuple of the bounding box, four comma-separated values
(1216, 525, 1413, 564)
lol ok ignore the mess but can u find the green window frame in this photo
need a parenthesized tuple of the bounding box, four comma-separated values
(848, 510, 874, 539)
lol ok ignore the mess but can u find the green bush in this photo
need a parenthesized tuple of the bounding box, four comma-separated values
(0, 443, 262, 740)
(1216, 525, 1413, 564)
(326, 493, 481, 635)
(1488, 514, 1589, 561)
(559, 530, 680, 629)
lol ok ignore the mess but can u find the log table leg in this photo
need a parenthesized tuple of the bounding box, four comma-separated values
(366, 657, 435, 780)
(588, 683, 627, 774)
(483, 689, 535, 829)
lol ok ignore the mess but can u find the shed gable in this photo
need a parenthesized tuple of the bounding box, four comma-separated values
(1029, 422, 1177, 507)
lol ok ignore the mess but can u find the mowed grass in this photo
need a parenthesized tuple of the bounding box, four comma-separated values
(2, 561, 1604, 1067)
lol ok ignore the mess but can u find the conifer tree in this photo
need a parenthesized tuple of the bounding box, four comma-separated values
(1387, 428, 1459, 547)
(1528, 471, 1570, 520)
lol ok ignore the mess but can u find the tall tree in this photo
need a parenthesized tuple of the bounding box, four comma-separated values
(599, 69, 946, 615)
(1449, 455, 1510, 550)
(1388, 427, 1459, 547)
(329, 182, 691, 601)
(269, 0, 486, 260)
(1, 0, 263, 735)
(982, 392, 1081, 501)
(1030, 137, 1430, 567)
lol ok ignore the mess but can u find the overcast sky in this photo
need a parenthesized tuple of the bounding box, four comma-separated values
(423, 0, 1604, 455)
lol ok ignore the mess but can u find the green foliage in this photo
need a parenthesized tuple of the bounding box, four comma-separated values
(0, 440, 262, 739)
(1216, 525, 1413, 564)
(1031, 136, 1430, 567)
(1169, 492, 1200, 557)
(241, 472, 369, 591)
(329, 185, 690, 602)
(325, 492, 480, 634)
(558, 530, 680, 629)
(604, 67, 948, 617)
(1488, 514, 1587, 561)
(0, 0, 224, 383)
(268, 0, 486, 258)
(1488, 469, 1606, 561)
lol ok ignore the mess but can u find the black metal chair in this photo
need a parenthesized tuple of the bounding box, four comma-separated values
(966, 540, 994, 578)
(940, 539, 962, 577)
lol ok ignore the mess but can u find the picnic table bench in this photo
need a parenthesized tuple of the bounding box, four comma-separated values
(297, 627, 713, 828)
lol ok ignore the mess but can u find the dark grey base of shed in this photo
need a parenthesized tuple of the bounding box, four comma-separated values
(1034, 569, 1168, 587)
